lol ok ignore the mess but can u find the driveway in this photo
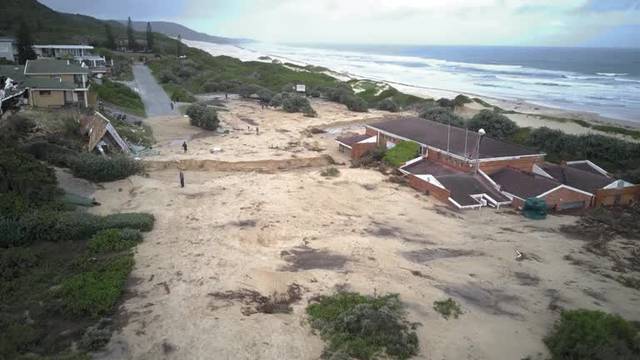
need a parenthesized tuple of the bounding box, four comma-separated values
(131, 64, 179, 117)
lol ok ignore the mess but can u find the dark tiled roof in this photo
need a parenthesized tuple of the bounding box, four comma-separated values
(336, 133, 372, 147)
(24, 77, 77, 90)
(490, 167, 560, 199)
(540, 163, 611, 193)
(437, 174, 510, 206)
(402, 158, 460, 177)
(566, 162, 609, 176)
(24, 59, 89, 75)
(0, 65, 26, 81)
(368, 116, 541, 159)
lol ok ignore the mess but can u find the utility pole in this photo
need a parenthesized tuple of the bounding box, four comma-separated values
(475, 128, 486, 173)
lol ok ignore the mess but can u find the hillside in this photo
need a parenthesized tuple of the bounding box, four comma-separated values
(121, 20, 251, 44)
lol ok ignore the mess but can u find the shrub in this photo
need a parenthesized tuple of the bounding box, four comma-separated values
(100, 212, 155, 232)
(343, 95, 368, 112)
(383, 141, 420, 167)
(186, 103, 219, 131)
(283, 95, 315, 115)
(59, 254, 134, 318)
(420, 106, 465, 127)
(68, 153, 144, 182)
(87, 228, 143, 254)
(436, 97, 455, 109)
(307, 292, 419, 360)
(377, 98, 400, 112)
(433, 298, 462, 319)
(0, 217, 26, 247)
(0, 115, 35, 145)
(320, 167, 340, 177)
(0, 247, 39, 281)
(170, 87, 196, 102)
(467, 109, 518, 140)
(544, 309, 640, 360)
(453, 94, 472, 107)
(159, 71, 178, 84)
(269, 93, 285, 107)
(0, 148, 60, 208)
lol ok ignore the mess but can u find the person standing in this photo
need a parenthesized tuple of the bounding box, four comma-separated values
(179, 170, 185, 188)
(170, 102, 174, 110)
(182, 141, 188, 153)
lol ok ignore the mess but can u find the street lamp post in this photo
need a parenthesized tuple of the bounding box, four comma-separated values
(475, 128, 485, 173)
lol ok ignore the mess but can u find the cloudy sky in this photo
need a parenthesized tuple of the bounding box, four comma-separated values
(41, 0, 640, 47)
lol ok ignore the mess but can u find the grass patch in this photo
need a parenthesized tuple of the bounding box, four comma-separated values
(87, 228, 143, 254)
(60, 253, 134, 318)
(544, 309, 640, 360)
(94, 79, 145, 117)
(383, 141, 420, 167)
(433, 298, 462, 320)
(320, 167, 340, 178)
(306, 292, 419, 360)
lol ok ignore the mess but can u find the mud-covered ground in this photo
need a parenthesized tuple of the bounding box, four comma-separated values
(87, 99, 639, 360)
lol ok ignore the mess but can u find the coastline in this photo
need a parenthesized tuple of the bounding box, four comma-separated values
(183, 39, 640, 140)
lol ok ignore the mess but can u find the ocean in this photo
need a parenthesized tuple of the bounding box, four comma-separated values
(242, 43, 640, 123)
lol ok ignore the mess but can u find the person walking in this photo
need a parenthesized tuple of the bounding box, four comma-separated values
(182, 141, 188, 153)
(179, 170, 185, 188)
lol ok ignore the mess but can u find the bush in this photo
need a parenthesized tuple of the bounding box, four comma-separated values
(343, 95, 368, 112)
(320, 167, 340, 177)
(420, 106, 465, 127)
(68, 153, 144, 182)
(283, 95, 315, 115)
(15, 211, 154, 245)
(436, 98, 455, 109)
(467, 109, 518, 140)
(59, 254, 134, 318)
(453, 94, 472, 107)
(0, 247, 39, 281)
(94, 79, 145, 117)
(307, 292, 419, 360)
(186, 103, 219, 131)
(269, 93, 285, 107)
(433, 298, 462, 319)
(383, 141, 420, 167)
(170, 87, 196, 102)
(377, 98, 400, 112)
(0, 217, 26, 247)
(0, 148, 60, 208)
(87, 228, 143, 254)
(544, 309, 640, 360)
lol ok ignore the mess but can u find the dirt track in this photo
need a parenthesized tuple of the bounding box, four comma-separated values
(92, 99, 640, 360)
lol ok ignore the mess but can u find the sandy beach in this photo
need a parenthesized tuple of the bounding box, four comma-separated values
(88, 99, 640, 360)
(184, 39, 640, 139)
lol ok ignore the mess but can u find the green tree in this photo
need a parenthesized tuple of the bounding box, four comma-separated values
(126, 17, 135, 51)
(467, 109, 517, 140)
(104, 24, 116, 50)
(15, 20, 36, 64)
(176, 34, 182, 57)
(420, 106, 465, 127)
(145, 22, 154, 51)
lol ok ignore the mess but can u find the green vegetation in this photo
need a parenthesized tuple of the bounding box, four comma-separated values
(68, 153, 145, 182)
(306, 292, 419, 360)
(60, 254, 134, 318)
(383, 141, 421, 167)
(433, 298, 462, 320)
(186, 103, 219, 130)
(420, 106, 465, 127)
(320, 167, 340, 178)
(16, 19, 36, 64)
(283, 95, 317, 117)
(94, 79, 145, 116)
(87, 228, 143, 254)
(107, 115, 154, 147)
(468, 109, 518, 140)
(0, 110, 155, 357)
(168, 84, 197, 103)
(544, 309, 640, 360)
(96, 49, 133, 81)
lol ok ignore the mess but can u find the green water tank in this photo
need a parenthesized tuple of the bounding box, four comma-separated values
(522, 197, 547, 220)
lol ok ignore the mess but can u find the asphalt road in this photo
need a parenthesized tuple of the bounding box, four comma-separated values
(132, 64, 178, 117)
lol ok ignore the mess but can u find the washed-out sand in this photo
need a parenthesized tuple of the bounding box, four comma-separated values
(89, 99, 639, 360)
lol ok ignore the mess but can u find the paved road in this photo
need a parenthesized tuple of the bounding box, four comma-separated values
(132, 64, 178, 117)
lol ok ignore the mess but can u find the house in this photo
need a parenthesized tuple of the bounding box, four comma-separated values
(489, 167, 597, 210)
(364, 116, 545, 174)
(23, 59, 91, 108)
(0, 37, 17, 62)
(34, 45, 109, 75)
(79, 112, 129, 154)
(336, 133, 377, 159)
(533, 161, 640, 207)
(0, 65, 28, 115)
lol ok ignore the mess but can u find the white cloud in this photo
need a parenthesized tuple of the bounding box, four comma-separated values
(186, 0, 639, 46)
